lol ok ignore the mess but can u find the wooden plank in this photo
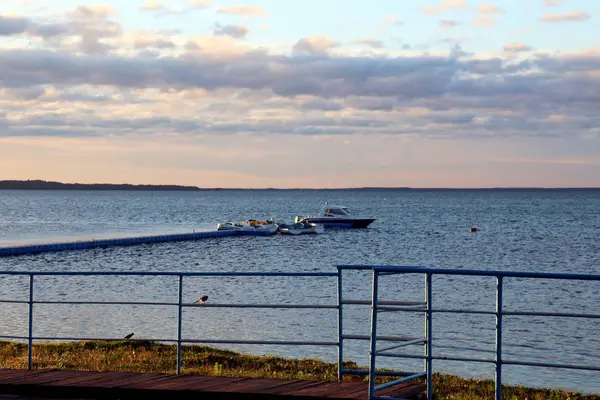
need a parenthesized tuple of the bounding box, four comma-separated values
(256, 380, 328, 395)
(83, 373, 173, 389)
(285, 382, 350, 397)
(381, 382, 426, 399)
(146, 375, 224, 390)
(212, 377, 314, 394)
(184, 377, 253, 391)
(0, 369, 57, 382)
(255, 379, 331, 395)
(114, 375, 181, 389)
(4, 370, 71, 385)
(46, 371, 150, 387)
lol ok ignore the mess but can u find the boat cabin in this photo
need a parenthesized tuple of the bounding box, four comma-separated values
(321, 206, 352, 217)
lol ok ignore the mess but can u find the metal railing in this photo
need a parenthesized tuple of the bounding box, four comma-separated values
(0, 271, 341, 375)
(1, 266, 599, 400)
(338, 265, 600, 400)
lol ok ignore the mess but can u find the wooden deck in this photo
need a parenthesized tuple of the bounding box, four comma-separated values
(0, 369, 425, 400)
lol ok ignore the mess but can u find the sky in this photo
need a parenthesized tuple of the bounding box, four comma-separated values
(1, 0, 599, 188)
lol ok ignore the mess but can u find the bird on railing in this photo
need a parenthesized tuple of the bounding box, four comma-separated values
(123, 333, 134, 339)
(194, 295, 208, 304)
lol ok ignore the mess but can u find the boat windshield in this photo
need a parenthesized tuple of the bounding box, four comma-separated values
(323, 207, 351, 216)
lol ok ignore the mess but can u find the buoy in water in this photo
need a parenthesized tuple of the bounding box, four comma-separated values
(470, 227, 479, 232)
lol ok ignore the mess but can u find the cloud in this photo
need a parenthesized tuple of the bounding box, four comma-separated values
(544, 0, 565, 6)
(213, 24, 250, 39)
(439, 19, 460, 29)
(540, 11, 591, 22)
(2, 24, 600, 144)
(503, 42, 534, 53)
(473, 17, 496, 27)
(292, 36, 340, 55)
(0, 15, 29, 35)
(476, 3, 504, 14)
(382, 14, 403, 26)
(353, 38, 384, 49)
(141, 1, 166, 11)
(132, 35, 176, 50)
(422, 0, 469, 15)
(442, 35, 470, 43)
(69, 5, 117, 19)
(217, 6, 266, 17)
(189, 0, 213, 8)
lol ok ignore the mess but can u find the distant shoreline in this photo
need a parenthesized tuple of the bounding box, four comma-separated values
(0, 180, 598, 191)
(0, 180, 200, 191)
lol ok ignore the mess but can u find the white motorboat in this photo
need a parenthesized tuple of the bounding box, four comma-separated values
(278, 221, 324, 235)
(295, 204, 375, 228)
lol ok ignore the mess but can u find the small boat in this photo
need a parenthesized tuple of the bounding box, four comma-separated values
(295, 204, 375, 228)
(278, 221, 324, 235)
(217, 219, 278, 235)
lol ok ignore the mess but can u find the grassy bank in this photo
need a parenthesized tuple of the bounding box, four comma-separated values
(0, 340, 597, 400)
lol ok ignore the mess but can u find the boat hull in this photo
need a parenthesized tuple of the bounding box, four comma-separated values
(299, 218, 375, 228)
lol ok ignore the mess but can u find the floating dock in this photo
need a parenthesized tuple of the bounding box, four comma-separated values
(0, 229, 272, 258)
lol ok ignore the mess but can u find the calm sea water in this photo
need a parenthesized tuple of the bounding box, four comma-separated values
(0, 189, 599, 393)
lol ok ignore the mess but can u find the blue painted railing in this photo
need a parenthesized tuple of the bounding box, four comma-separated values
(338, 265, 600, 400)
(1, 266, 599, 400)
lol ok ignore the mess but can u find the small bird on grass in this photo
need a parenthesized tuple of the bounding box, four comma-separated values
(123, 333, 134, 339)
(194, 295, 209, 304)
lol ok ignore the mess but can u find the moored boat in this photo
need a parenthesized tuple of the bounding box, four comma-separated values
(217, 219, 278, 235)
(278, 221, 324, 235)
(295, 204, 375, 228)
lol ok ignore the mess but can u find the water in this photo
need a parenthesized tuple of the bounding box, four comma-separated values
(0, 189, 599, 393)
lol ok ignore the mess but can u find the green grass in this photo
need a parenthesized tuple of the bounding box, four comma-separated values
(1, 340, 598, 400)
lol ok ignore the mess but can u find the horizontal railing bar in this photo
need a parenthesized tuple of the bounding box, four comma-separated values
(374, 372, 426, 391)
(27, 301, 338, 309)
(503, 311, 600, 319)
(375, 353, 425, 360)
(182, 339, 338, 346)
(341, 369, 417, 377)
(377, 306, 427, 312)
(342, 334, 419, 342)
(0, 335, 29, 340)
(343, 300, 426, 306)
(503, 360, 600, 371)
(433, 308, 496, 315)
(376, 339, 427, 353)
(32, 337, 178, 342)
(382, 353, 493, 363)
(0, 300, 29, 304)
(434, 309, 600, 318)
(338, 265, 600, 281)
(0, 271, 338, 277)
(33, 301, 177, 306)
(185, 303, 338, 309)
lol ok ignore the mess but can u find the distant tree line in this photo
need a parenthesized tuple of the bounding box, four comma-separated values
(0, 180, 201, 191)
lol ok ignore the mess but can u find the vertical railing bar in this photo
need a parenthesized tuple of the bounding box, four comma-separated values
(27, 274, 34, 370)
(337, 268, 344, 382)
(495, 276, 504, 400)
(368, 270, 380, 400)
(176, 274, 183, 375)
(426, 273, 433, 400)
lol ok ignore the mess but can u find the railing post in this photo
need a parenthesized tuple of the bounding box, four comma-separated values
(27, 274, 34, 370)
(495, 276, 504, 400)
(425, 273, 433, 400)
(368, 270, 380, 400)
(337, 268, 344, 382)
(176, 274, 183, 375)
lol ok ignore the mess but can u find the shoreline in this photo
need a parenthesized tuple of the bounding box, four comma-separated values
(1, 340, 597, 400)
